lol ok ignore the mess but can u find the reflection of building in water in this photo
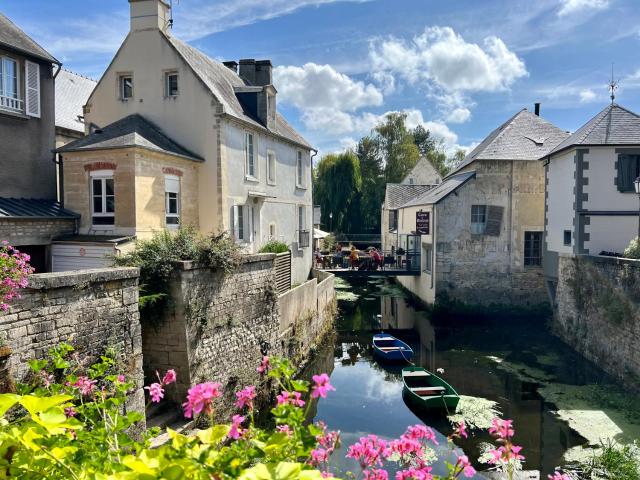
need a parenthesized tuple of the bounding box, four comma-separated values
(381, 295, 436, 371)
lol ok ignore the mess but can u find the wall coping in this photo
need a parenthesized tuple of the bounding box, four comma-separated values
(26, 267, 140, 290)
(174, 253, 277, 271)
(561, 253, 640, 267)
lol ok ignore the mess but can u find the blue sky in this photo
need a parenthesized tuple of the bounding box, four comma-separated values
(6, 0, 640, 154)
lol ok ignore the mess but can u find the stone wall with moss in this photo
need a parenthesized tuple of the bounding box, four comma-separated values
(555, 254, 640, 392)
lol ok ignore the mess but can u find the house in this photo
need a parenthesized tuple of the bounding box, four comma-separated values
(542, 103, 640, 302)
(55, 69, 97, 147)
(393, 107, 569, 307)
(57, 0, 315, 283)
(0, 12, 78, 272)
(381, 158, 441, 253)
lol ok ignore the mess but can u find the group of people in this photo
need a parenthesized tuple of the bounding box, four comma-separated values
(314, 243, 384, 270)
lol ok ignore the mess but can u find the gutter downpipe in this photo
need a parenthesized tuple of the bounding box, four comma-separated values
(51, 151, 64, 207)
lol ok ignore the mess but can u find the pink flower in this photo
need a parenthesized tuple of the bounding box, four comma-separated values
(228, 414, 245, 440)
(310, 448, 329, 465)
(183, 382, 222, 418)
(489, 418, 514, 440)
(346, 435, 387, 469)
(64, 407, 77, 418)
(235, 385, 257, 410)
(317, 429, 340, 450)
(456, 454, 476, 478)
(404, 424, 438, 445)
(145, 383, 164, 403)
(277, 424, 292, 436)
(548, 473, 571, 480)
(116, 374, 126, 383)
(257, 356, 270, 374)
(396, 466, 433, 480)
(363, 469, 388, 480)
(73, 376, 97, 396)
(311, 373, 335, 399)
(162, 369, 177, 385)
(455, 420, 468, 439)
(276, 390, 305, 407)
(40, 371, 54, 387)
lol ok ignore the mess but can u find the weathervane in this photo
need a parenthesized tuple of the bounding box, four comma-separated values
(608, 63, 618, 103)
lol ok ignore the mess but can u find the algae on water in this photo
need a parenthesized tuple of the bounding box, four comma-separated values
(448, 395, 501, 430)
(485, 355, 555, 383)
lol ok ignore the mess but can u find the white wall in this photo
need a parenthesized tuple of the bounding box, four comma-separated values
(586, 216, 638, 254)
(546, 150, 575, 254)
(583, 147, 638, 211)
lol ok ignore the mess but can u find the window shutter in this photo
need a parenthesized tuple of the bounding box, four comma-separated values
(25, 61, 41, 118)
(617, 155, 630, 192)
(232, 205, 239, 240)
(485, 206, 504, 236)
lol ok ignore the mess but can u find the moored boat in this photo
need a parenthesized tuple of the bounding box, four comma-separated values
(372, 333, 414, 362)
(402, 366, 460, 413)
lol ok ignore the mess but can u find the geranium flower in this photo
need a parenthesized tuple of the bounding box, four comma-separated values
(228, 414, 245, 440)
(73, 377, 97, 396)
(145, 383, 164, 403)
(455, 420, 468, 439)
(183, 382, 222, 418)
(162, 369, 177, 385)
(310, 448, 329, 465)
(456, 454, 476, 478)
(395, 466, 433, 480)
(235, 385, 256, 410)
(257, 356, 270, 374)
(363, 469, 388, 480)
(488, 418, 514, 440)
(548, 472, 571, 480)
(64, 407, 77, 418)
(311, 373, 335, 399)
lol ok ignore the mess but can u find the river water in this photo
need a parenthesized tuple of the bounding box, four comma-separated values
(303, 277, 633, 478)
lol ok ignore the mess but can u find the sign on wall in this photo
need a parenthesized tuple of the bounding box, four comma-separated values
(416, 211, 430, 235)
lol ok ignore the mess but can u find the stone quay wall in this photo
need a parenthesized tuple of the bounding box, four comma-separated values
(0, 268, 145, 416)
(555, 253, 640, 392)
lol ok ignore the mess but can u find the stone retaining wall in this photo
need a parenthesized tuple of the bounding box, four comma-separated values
(555, 254, 640, 392)
(0, 268, 145, 416)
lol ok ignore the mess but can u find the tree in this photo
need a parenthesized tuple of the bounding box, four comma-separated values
(356, 136, 384, 232)
(412, 124, 436, 158)
(374, 112, 420, 183)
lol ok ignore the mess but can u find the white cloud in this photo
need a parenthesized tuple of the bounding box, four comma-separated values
(558, 0, 610, 17)
(370, 26, 527, 93)
(579, 88, 597, 103)
(274, 63, 383, 112)
(445, 107, 472, 123)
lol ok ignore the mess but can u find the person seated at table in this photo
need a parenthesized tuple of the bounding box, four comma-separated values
(314, 248, 323, 268)
(370, 248, 382, 270)
(348, 246, 359, 269)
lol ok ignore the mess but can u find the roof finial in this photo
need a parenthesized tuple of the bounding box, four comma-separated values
(608, 62, 618, 103)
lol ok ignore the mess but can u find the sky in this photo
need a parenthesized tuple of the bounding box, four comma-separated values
(5, 0, 640, 155)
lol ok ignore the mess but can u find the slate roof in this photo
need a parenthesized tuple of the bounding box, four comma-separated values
(58, 114, 204, 162)
(164, 34, 312, 149)
(402, 171, 476, 208)
(55, 69, 97, 133)
(546, 103, 640, 157)
(384, 184, 436, 210)
(0, 198, 79, 219)
(0, 13, 59, 64)
(451, 109, 569, 175)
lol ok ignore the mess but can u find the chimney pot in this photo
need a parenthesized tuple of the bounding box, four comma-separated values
(534, 102, 541, 116)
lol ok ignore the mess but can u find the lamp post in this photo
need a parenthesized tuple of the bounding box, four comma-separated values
(329, 212, 333, 233)
(635, 177, 640, 238)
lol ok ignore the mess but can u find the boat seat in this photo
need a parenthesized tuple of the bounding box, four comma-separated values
(378, 346, 404, 351)
(410, 386, 446, 397)
(375, 336, 396, 341)
(403, 371, 430, 377)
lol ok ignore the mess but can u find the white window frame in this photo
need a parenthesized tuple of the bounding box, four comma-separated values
(90, 170, 115, 228)
(266, 149, 276, 185)
(165, 175, 180, 229)
(422, 244, 432, 274)
(165, 71, 178, 97)
(470, 205, 487, 235)
(297, 204, 308, 250)
(296, 151, 306, 189)
(119, 74, 133, 100)
(245, 132, 257, 181)
(269, 222, 277, 240)
(0, 56, 23, 113)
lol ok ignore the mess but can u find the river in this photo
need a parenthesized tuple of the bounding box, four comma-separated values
(303, 277, 640, 478)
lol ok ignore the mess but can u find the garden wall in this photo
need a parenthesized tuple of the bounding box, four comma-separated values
(0, 267, 145, 416)
(555, 254, 640, 392)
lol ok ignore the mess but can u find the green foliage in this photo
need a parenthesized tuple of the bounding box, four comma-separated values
(259, 241, 290, 254)
(568, 441, 640, 479)
(321, 234, 336, 253)
(114, 227, 241, 325)
(624, 236, 640, 259)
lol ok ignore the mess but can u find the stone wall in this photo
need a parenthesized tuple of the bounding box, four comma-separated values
(0, 268, 145, 416)
(555, 254, 640, 392)
(0, 218, 76, 246)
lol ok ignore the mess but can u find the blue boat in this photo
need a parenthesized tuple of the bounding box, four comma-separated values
(372, 333, 414, 362)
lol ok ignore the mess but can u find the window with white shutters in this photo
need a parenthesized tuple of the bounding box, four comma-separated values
(25, 60, 40, 117)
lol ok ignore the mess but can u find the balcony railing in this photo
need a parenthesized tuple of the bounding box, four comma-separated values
(298, 230, 310, 248)
(0, 95, 24, 113)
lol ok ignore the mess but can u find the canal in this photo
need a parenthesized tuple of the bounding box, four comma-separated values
(304, 277, 640, 477)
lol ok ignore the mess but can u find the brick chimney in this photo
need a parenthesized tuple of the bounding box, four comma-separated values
(129, 0, 171, 33)
(255, 60, 273, 87)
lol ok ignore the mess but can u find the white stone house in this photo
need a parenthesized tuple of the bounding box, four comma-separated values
(542, 103, 640, 301)
(75, 0, 314, 283)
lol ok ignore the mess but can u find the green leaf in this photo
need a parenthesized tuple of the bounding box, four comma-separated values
(0, 394, 19, 416)
(290, 380, 309, 393)
(239, 462, 314, 480)
(196, 424, 230, 445)
(27, 359, 48, 374)
(263, 432, 289, 455)
(18, 394, 73, 417)
(162, 464, 184, 480)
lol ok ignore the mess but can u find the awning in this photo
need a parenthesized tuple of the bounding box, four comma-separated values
(314, 228, 330, 239)
(248, 191, 276, 199)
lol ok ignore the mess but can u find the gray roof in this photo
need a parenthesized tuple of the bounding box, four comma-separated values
(164, 33, 312, 149)
(0, 13, 59, 64)
(55, 69, 97, 133)
(58, 114, 203, 162)
(451, 109, 569, 174)
(402, 171, 476, 208)
(546, 103, 640, 157)
(384, 184, 436, 210)
(0, 198, 79, 219)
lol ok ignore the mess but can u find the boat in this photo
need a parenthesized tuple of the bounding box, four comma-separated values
(372, 333, 414, 362)
(402, 366, 460, 413)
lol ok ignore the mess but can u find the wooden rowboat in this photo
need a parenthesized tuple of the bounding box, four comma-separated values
(372, 334, 414, 362)
(402, 366, 460, 413)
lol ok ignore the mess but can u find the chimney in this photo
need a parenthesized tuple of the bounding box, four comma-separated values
(129, 0, 171, 33)
(223, 61, 238, 73)
(534, 102, 541, 116)
(255, 60, 273, 87)
(239, 59, 256, 85)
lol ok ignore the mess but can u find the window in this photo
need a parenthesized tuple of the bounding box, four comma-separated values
(298, 205, 309, 248)
(296, 151, 305, 188)
(524, 231, 543, 266)
(165, 175, 180, 228)
(267, 151, 276, 184)
(470, 205, 487, 234)
(0, 57, 18, 99)
(245, 133, 256, 178)
(563, 230, 571, 246)
(120, 75, 133, 100)
(616, 154, 640, 192)
(91, 175, 115, 225)
(269, 223, 277, 239)
(409, 178, 415, 185)
(389, 210, 398, 232)
(423, 244, 432, 273)
(237, 205, 245, 241)
(165, 72, 178, 97)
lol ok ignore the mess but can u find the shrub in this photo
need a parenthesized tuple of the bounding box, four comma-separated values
(0, 241, 34, 311)
(259, 240, 290, 254)
(322, 234, 336, 253)
(623, 237, 640, 259)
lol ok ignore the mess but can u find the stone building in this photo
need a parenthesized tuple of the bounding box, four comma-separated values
(394, 108, 569, 307)
(54, 69, 97, 148)
(58, 0, 314, 283)
(542, 103, 640, 302)
(0, 13, 77, 272)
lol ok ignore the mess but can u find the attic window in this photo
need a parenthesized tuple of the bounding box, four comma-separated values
(165, 72, 178, 97)
(120, 74, 133, 100)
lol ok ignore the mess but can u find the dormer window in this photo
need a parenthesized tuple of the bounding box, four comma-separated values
(165, 71, 178, 97)
(120, 74, 133, 100)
